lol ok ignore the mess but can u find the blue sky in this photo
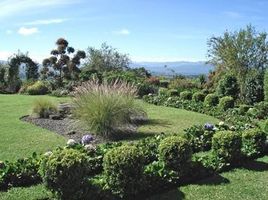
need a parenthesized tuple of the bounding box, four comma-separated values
(0, 0, 267, 63)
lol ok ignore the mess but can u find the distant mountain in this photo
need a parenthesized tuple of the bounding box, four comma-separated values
(130, 61, 214, 76)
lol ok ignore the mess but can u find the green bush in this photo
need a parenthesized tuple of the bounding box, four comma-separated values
(168, 89, 179, 96)
(238, 104, 251, 115)
(242, 129, 266, 158)
(103, 145, 144, 198)
(73, 80, 145, 138)
(265, 69, 268, 102)
(158, 136, 192, 174)
(32, 98, 57, 118)
(158, 87, 169, 96)
(253, 101, 268, 119)
(159, 80, 169, 88)
(204, 93, 219, 107)
(216, 74, 239, 99)
(212, 131, 242, 163)
(192, 92, 206, 102)
(218, 96, 235, 111)
(180, 91, 192, 100)
(40, 148, 89, 200)
(26, 81, 49, 95)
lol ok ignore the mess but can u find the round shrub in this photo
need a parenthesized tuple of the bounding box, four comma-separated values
(238, 104, 251, 115)
(26, 81, 49, 95)
(242, 129, 266, 158)
(159, 80, 169, 88)
(192, 92, 206, 102)
(212, 131, 242, 163)
(204, 93, 219, 107)
(168, 89, 179, 96)
(158, 87, 169, 96)
(180, 91, 192, 100)
(158, 136, 192, 174)
(218, 96, 235, 111)
(103, 145, 144, 198)
(40, 148, 89, 200)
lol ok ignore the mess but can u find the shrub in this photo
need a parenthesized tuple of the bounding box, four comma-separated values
(204, 93, 219, 107)
(265, 69, 268, 102)
(168, 78, 198, 91)
(252, 101, 268, 119)
(238, 104, 251, 115)
(241, 129, 266, 158)
(218, 96, 235, 111)
(103, 145, 144, 198)
(192, 92, 206, 102)
(26, 81, 49, 95)
(50, 89, 69, 97)
(0, 153, 41, 190)
(137, 83, 157, 97)
(72, 79, 145, 138)
(168, 89, 179, 96)
(146, 77, 160, 86)
(184, 124, 215, 152)
(158, 87, 169, 96)
(212, 131, 242, 164)
(159, 80, 169, 88)
(32, 98, 57, 118)
(216, 74, 239, 99)
(180, 91, 192, 100)
(40, 148, 89, 200)
(158, 136, 192, 174)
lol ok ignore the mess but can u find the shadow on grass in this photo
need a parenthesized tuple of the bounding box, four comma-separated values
(240, 159, 268, 172)
(147, 188, 185, 200)
(192, 174, 230, 185)
(144, 119, 173, 127)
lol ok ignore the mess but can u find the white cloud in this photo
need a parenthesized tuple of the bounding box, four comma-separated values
(113, 29, 130, 35)
(23, 18, 68, 25)
(18, 27, 39, 36)
(0, 0, 77, 18)
(6, 30, 13, 34)
(0, 51, 12, 61)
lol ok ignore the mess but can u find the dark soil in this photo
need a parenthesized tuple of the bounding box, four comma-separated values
(20, 115, 105, 144)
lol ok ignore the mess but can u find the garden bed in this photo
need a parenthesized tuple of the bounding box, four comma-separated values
(20, 115, 105, 144)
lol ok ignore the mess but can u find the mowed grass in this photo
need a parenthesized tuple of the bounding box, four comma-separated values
(0, 94, 67, 161)
(150, 156, 268, 200)
(138, 102, 219, 135)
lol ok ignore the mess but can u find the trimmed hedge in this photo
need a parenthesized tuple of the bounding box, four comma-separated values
(212, 131, 242, 164)
(204, 93, 219, 107)
(242, 129, 266, 158)
(180, 91, 192, 100)
(158, 136, 192, 174)
(103, 145, 144, 198)
(192, 92, 206, 102)
(218, 96, 235, 111)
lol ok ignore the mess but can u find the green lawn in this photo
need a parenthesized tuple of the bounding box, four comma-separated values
(1, 94, 267, 200)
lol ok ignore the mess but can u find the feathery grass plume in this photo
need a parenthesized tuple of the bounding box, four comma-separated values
(72, 79, 145, 138)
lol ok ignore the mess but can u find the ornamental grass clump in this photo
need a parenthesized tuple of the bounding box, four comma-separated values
(72, 79, 145, 138)
(32, 98, 57, 118)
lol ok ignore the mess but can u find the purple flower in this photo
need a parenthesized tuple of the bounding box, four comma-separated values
(81, 134, 94, 145)
(204, 123, 214, 130)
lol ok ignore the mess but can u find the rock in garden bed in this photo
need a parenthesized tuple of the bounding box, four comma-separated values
(20, 115, 105, 144)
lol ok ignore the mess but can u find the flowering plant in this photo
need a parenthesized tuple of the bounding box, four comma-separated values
(81, 134, 94, 145)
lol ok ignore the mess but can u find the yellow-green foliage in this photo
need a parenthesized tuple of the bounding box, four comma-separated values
(32, 98, 57, 118)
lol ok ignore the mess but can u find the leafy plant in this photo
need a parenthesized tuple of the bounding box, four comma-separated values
(204, 93, 219, 107)
(26, 81, 49, 95)
(241, 129, 266, 158)
(103, 145, 144, 198)
(158, 136, 192, 174)
(192, 91, 206, 102)
(218, 96, 235, 111)
(216, 74, 239, 99)
(180, 91, 192, 100)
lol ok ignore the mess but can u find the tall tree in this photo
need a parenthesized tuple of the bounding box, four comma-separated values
(207, 25, 268, 97)
(41, 38, 86, 84)
(83, 43, 130, 72)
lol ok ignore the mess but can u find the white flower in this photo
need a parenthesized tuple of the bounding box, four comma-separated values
(148, 93, 153, 96)
(84, 144, 96, 151)
(230, 126, 235, 131)
(218, 121, 225, 126)
(167, 97, 172, 101)
(44, 151, 53, 157)
(67, 139, 77, 146)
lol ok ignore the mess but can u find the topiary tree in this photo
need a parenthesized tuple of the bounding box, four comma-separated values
(41, 38, 86, 85)
(264, 69, 268, 102)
